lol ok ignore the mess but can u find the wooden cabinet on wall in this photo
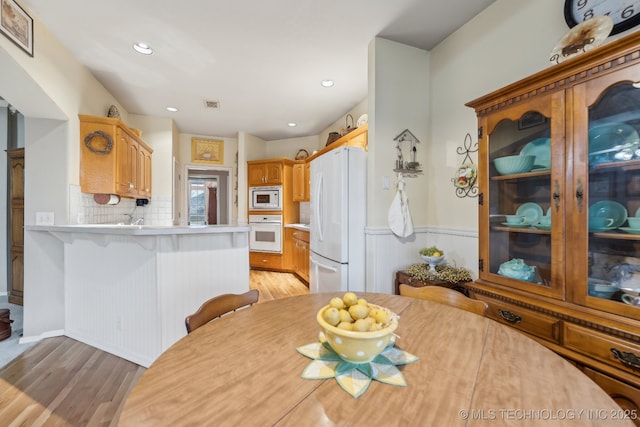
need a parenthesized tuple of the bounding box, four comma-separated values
(7, 148, 24, 306)
(248, 161, 283, 186)
(466, 31, 640, 421)
(292, 162, 309, 202)
(79, 115, 153, 199)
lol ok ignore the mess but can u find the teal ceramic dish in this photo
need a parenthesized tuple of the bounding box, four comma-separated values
(497, 259, 536, 282)
(516, 202, 543, 225)
(588, 278, 619, 299)
(520, 138, 551, 169)
(588, 122, 639, 164)
(588, 200, 627, 229)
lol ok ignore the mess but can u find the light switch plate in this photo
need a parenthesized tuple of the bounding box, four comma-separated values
(36, 211, 54, 226)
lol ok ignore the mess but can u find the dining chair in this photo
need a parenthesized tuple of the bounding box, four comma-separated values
(185, 289, 260, 333)
(398, 284, 488, 316)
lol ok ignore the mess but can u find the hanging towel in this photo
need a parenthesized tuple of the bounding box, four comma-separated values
(388, 173, 414, 237)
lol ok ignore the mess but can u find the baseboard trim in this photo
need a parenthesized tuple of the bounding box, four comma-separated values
(19, 329, 65, 344)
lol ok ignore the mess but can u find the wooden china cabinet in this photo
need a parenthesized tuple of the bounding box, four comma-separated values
(467, 30, 640, 421)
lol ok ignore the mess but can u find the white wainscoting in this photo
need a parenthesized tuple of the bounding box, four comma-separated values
(63, 232, 249, 367)
(365, 226, 478, 294)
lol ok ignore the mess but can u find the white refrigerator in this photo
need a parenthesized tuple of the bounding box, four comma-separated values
(309, 146, 366, 293)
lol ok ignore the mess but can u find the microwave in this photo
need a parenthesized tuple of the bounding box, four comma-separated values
(249, 186, 282, 210)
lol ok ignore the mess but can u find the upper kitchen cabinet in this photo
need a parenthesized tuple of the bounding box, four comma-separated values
(79, 115, 153, 199)
(292, 162, 309, 202)
(248, 160, 283, 186)
(467, 30, 640, 410)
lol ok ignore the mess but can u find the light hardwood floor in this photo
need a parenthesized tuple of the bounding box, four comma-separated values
(0, 270, 307, 426)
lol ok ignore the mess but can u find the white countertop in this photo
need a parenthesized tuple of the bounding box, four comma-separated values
(25, 224, 250, 236)
(285, 223, 310, 231)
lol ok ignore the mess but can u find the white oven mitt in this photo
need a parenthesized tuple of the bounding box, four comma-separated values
(388, 173, 414, 237)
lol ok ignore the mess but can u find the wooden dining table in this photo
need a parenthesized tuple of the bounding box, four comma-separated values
(119, 293, 634, 426)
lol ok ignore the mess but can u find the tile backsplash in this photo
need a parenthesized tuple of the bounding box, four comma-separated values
(70, 185, 173, 225)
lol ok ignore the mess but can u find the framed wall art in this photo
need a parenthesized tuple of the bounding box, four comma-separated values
(0, 0, 33, 57)
(191, 137, 224, 164)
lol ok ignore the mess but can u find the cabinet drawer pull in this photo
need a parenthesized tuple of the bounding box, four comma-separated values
(611, 348, 640, 370)
(498, 309, 522, 324)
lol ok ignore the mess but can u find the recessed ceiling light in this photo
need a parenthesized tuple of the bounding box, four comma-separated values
(321, 80, 334, 88)
(287, 122, 297, 127)
(133, 43, 153, 55)
(166, 106, 179, 112)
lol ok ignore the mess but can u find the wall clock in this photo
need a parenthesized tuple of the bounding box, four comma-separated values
(565, 0, 640, 36)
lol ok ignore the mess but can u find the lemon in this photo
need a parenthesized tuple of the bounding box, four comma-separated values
(374, 310, 390, 325)
(353, 318, 370, 332)
(433, 251, 441, 257)
(329, 297, 346, 310)
(349, 303, 370, 320)
(343, 292, 358, 307)
(337, 322, 354, 331)
(323, 307, 340, 326)
(339, 309, 354, 323)
(357, 298, 368, 307)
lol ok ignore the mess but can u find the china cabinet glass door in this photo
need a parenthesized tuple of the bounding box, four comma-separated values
(479, 92, 565, 299)
(571, 65, 640, 321)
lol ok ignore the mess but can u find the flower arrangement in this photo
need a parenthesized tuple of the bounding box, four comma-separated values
(406, 263, 472, 284)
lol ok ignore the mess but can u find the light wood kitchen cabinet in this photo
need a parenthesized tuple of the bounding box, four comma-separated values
(79, 114, 153, 199)
(138, 144, 152, 198)
(290, 228, 309, 284)
(7, 148, 23, 306)
(249, 251, 283, 270)
(292, 162, 309, 202)
(466, 30, 640, 419)
(248, 161, 283, 186)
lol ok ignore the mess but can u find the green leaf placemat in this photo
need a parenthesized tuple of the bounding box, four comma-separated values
(296, 332, 419, 398)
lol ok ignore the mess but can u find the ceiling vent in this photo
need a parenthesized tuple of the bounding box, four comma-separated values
(204, 100, 220, 110)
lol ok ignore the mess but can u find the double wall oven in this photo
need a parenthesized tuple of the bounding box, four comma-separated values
(248, 186, 282, 253)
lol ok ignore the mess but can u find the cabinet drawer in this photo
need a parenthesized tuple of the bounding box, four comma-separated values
(475, 294, 561, 343)
(564, 323, 640, 377)
(582, 367, 640, 426)
(250, 252, 282, 269)
(292, 230, 309, 242)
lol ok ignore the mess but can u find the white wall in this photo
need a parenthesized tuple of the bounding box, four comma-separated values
(364, 37, 430, 293)
(428, 0, 569, 231)
(0, 13, 134, 340)
(265, 135, 320, 160)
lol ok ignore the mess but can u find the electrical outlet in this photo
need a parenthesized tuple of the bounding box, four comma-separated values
(35, 211, 54, 225)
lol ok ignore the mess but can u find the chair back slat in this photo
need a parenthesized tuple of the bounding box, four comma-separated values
(399, 284, 488, 316)
(185, 290, 260, 333)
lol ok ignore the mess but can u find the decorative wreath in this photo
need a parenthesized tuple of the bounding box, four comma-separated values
(84, 130, 113, 154)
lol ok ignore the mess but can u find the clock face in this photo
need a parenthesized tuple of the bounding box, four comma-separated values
(565, 0, 640, 35)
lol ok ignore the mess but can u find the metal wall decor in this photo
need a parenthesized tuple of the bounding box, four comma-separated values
(452, 133, 478, 198)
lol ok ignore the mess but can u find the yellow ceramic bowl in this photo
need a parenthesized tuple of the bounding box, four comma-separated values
(316, 304, 399, 364)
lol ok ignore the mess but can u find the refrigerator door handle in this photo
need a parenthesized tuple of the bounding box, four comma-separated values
(315, 173, 324, 241)
(311, 256, 337, 272)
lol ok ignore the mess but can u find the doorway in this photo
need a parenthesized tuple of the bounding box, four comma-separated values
(184, 165, 232, 225)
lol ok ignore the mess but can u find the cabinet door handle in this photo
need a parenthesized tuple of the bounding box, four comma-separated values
(576, 179, 584, 212)
(553, 180, 560, 212)
(498, 309, 522, 324)
(611, 348, 640, 370)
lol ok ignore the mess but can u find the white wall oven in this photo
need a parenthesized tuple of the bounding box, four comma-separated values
(249, 186, 282, 211)
(249, 214, 282, 253)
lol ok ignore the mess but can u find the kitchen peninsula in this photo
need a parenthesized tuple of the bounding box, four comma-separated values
(25, 224, 250, 367)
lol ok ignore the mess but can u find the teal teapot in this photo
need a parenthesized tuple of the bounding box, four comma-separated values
(497, 259, 536, 282)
